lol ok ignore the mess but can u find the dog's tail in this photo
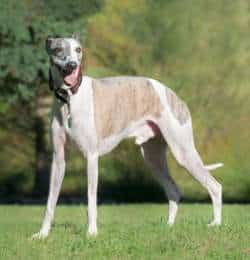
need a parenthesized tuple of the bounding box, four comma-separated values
(204, 163, 224, 171)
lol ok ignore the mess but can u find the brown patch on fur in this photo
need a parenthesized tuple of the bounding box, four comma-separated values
(165, 88, 190, 125)
(92, 77, 163, 139)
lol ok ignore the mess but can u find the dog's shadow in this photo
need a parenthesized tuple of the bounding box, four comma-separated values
(53, 221, 84, 235)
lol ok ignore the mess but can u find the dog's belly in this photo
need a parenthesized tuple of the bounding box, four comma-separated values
(92, 77, 164, 141)
(97, 118, 161, 155)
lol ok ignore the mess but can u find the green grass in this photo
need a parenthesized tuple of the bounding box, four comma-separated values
(1, 204, 250, 259)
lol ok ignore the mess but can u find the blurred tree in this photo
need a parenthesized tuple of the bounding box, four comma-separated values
(0, 0, 103, 197)
(0, 0, 249, 202)
(87, 0, 250, 202)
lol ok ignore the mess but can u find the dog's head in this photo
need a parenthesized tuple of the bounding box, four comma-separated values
(46, 35, 83, 88)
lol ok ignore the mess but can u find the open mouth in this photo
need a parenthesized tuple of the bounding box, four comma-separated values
(63, 65, 81, 87)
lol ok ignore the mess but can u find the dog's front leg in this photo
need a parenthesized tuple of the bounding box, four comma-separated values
(87, 152, 99, 236)
(32, 117, 66, 239)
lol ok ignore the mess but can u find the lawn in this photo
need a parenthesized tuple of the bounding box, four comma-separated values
(0, 204, 250, 259)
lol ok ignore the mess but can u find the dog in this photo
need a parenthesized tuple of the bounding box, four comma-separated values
(32, 35, 223, 239)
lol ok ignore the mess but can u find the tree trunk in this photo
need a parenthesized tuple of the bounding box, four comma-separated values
(33, 94, 51, 197)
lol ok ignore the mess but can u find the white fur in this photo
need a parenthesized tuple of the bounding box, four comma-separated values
(67, 38, 82, 66)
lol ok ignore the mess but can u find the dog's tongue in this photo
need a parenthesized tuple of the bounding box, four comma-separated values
(64, 66, 81, 87)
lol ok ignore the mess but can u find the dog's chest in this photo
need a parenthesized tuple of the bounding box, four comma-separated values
(62, 77, 96, 155)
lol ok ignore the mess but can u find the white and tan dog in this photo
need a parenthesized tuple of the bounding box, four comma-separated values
(32, 36, 223, 239)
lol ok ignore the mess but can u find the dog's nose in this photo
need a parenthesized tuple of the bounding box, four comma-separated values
(67, 61, 77, 70)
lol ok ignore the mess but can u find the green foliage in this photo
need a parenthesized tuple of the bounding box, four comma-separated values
(0, 0, 103, 197)
(86, 0, 250, 201)
(0, 0, 101, 103)
(0, 0, 249, 201)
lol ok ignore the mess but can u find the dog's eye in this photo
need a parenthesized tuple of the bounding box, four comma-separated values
(75, 47, 81, 53)
(53, 47, 63, 55)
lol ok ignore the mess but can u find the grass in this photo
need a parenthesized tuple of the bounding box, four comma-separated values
(0, 204, 250, 259)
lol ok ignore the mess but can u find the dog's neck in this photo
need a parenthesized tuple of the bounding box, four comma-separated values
(49, 64, 82, 104)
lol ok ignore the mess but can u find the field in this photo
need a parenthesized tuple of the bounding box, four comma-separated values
(1, 204, 250, 259)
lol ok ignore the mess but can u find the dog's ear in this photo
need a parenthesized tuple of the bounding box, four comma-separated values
(45, 36, 53, 53)
(72, 33, 80, 41)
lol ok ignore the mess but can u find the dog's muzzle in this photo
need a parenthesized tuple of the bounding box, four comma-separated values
(64, 61, 77, 75)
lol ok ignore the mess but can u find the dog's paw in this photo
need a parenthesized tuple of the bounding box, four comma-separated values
(30, 231, 49, 240)
(167, 220, 174, 226)
(87, 226, 98, 237)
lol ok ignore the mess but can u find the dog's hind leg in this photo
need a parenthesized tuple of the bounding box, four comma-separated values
(141, 137, 181, 225)
(158, 116, 222, 225)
